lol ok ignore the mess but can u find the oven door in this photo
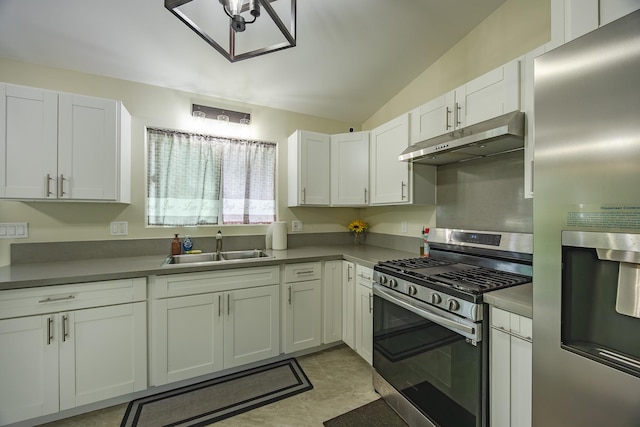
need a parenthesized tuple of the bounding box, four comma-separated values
(373, 284, 487, 427)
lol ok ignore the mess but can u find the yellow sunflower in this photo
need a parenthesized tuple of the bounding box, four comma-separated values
(348, 219, 368, 234)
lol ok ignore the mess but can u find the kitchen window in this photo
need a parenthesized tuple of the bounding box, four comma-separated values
(146, 128, 276, 226)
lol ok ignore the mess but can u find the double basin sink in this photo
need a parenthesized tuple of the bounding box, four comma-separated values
(162, 249, 272, 267)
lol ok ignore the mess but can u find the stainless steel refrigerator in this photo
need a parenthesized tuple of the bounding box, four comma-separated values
(533, 9, 640, 427)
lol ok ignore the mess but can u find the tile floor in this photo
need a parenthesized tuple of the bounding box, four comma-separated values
(39, 345, 379, 427)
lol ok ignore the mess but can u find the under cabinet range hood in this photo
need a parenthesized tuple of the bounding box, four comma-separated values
(399, 111, 525, 165)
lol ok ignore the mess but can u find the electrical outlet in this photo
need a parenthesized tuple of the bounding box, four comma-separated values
(110, 221, 128, 236)
(292, 221, 303, 232)
(401, 221, 408, 233)
(0, 222, 28, 239)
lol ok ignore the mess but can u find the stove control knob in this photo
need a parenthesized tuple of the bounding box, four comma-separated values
(447, 298, 460, 311)
(431, 293, 442, 305)
(378, 275, 387, 285)
(388, 279, 398, 289)
(408, 285, 417, 296)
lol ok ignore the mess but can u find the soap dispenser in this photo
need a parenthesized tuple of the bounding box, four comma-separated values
(171, 234, 182, 255)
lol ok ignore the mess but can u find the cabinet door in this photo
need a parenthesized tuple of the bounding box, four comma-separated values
(58, 93, 118, 200)
(354, 284, 373, 365)
(0, 315, 58, 424)
(330, 132, 369, 206)
(288, 130, 330, 206)
(342, 261, 356, 349)
(461, 60, 520, 128)
(59, 302, 147, 410)
(490, 327, 511, 427)
(511, 336, 532, 427)
(370, 114, 411, 205)
(322, 260, 343, 345)
(283, 280, 321, 353)
(0, 84, 58, 199)
(225, 285, 280, 368)
(409, 94, 453, 144)
(154, 294, 224, 385)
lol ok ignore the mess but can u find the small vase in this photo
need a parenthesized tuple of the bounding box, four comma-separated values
(353, 233, 361, 246)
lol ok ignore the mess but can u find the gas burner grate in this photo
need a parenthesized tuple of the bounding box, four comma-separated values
(380, 257, 454, 271)
(431, 267, 530, 293)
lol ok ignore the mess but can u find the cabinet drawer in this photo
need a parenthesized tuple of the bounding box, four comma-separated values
(154, 266, 280, 298)
(490, 307, 532, 341)
(284, 262, 322, 282)
(0, 278, 146, 320)
(356, 265, 373, 288)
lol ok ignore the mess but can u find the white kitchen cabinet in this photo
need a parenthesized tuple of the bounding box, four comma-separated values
(561, 0, 639, 42)
(322, 260, 343, 345)
(490, 307, 532, 427)
(282, 262, 322, 353)
(0, 278, 147, 426)
(150, 267, 281, 386)
(409, 60, 520, 145)
(287, 130, 331, 206)
(342, 261, 356, 350)
(0, 83, 131, 202)
(354, 265, 373, 365)
(370, 114, 436, 206)
(330, 131, 369, 206)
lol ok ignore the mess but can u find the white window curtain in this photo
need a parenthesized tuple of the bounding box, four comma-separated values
(147, 128, 276, 226)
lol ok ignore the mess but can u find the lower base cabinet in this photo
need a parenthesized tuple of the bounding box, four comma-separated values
(0, 279, 147, 426)
(153, 285, 280, 385)
(490, 307, 532, 427)
(282, 263, 322, 354)
(354, 266, 373, 365)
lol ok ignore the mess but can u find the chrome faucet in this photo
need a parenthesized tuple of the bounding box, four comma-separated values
(216, 230, 223, 254)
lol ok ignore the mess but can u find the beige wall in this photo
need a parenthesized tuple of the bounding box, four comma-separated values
(0, 59, 358, 266)
(0, 0, 550, 265)
(361, 0, 550, 238)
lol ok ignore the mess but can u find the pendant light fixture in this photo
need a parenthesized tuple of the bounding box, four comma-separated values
(165, 0, 296, 63)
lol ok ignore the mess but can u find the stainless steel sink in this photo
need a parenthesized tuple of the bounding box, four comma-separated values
(162, 249, 271, 266)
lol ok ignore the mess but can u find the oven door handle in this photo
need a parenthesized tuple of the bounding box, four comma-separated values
(374, 284, 481, 343)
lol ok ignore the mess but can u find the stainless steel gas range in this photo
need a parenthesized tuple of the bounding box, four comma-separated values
(372, 228, 532, 427)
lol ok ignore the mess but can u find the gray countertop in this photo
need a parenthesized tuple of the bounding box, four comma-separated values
(0, 244, 534, 319)
(483, 283, 533, 318)
(0, 245, 416, 291)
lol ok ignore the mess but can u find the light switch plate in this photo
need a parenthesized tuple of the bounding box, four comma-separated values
(0, 222, 28, 239)
(292, 221, 303, 232)
(110, 221, 128, 236)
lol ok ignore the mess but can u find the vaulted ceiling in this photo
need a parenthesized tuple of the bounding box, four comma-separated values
(0, 0, 506, 124)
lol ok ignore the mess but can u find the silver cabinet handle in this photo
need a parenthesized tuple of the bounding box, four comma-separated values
(39, 295, 75, 303)
(347, 264, 353, 281)
(364, 188, 368, 204)
(59, 174, 68, 197)
(369, 292, 373, 313)
(47, 317, 54, 345)
(46, 174, 55, 197)
(446, 107, 452, 130)
(401, 181, 407, 200)
(455, 102, 462, 127)
(302, 187, 306, 204)
(288, 286, 292, 305)
(62, 314, 69, 342)
(227, 293, 230, 316)
(218, 294, 222, 317)
(295, 270, 315, 276)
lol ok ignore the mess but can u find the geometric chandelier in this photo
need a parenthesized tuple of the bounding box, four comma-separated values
(165, 0, 296, 63)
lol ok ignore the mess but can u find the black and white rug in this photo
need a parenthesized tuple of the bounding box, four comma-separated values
(121, 358, 312, 427)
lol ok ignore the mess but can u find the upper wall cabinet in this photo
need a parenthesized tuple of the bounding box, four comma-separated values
(288, 130, 331, 207)
(562, 0, 640, 42)
(370, 114, 436, 206)
(410, 60, 520, 145)
(0, 83, 131, 203)
(330, 131, 369, 206)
